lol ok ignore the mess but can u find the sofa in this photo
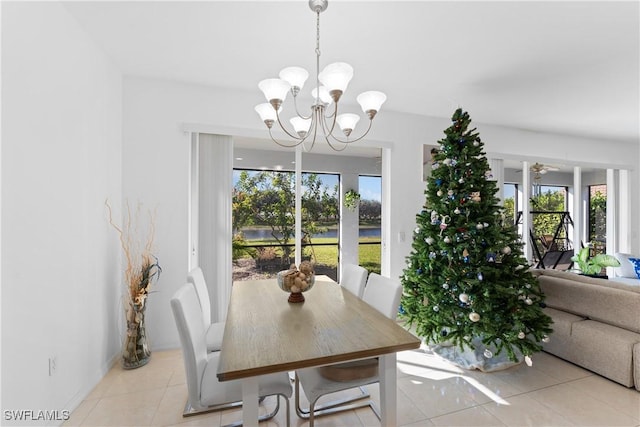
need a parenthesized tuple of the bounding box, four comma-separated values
(532, 268, 640, 390)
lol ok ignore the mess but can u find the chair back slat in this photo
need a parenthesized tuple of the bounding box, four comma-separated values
(187, 267, 211, 326)
(362, 273, 402, 320)
(340, 264, 368, 299)
(171, 283, 208, 407)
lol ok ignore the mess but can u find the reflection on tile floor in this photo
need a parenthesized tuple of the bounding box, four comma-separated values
(64, 347, 640, 426)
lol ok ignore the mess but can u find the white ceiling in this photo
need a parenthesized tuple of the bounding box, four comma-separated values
(63, 0, 639, 151)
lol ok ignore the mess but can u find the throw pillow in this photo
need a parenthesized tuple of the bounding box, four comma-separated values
(615, 253, 638, 278)
(628, 258, 640, 279)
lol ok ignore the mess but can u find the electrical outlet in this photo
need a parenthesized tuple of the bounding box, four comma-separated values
(49, 356, 57, 376)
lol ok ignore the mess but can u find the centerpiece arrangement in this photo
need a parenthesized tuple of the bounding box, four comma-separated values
(277, 261, 315, 303)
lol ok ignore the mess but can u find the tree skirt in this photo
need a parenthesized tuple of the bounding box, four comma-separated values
(428, 337, 523, 372)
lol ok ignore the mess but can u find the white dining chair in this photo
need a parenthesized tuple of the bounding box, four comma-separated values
(187, 267, 225, 353)
(294, 272, 403, 426)
(339, 263, 368, 299)
(171, 283, 292, 425)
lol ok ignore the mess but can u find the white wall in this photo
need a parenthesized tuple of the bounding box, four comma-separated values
(122, 76, 639, 350)
(1, 2, 122, 422)
(1, 1, 637, 419)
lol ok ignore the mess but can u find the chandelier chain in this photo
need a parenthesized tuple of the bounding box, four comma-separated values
(315, 10, 321, 104)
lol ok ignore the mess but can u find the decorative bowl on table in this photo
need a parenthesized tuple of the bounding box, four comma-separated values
(277, 261, 315, 303)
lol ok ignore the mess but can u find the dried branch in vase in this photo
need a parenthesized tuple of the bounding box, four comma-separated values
(106, 199, 162, 369)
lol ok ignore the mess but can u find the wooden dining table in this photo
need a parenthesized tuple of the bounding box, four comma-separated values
(216, 275, 421, 427)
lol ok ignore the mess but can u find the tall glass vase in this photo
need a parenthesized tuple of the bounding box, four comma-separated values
(122, 301, 151, 369)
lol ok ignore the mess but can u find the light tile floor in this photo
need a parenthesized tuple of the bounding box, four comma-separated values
(64, 348, 640, 427)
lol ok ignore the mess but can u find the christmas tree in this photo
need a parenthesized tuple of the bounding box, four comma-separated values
(401, 108, 552, 367)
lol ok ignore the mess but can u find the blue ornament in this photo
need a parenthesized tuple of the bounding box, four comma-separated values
(435, 178, 443, 186)
(486, 253, 496, 263)
(416, 268, 423, 274)
(464, 256, 470, 263)
(477, 272, 484, 281)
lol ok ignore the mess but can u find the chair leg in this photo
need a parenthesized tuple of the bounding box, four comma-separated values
(185, 394, 290, 427)
(294, 373, 378, 425)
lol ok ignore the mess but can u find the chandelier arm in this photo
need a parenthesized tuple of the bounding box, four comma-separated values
(324, 138, 349, 152)
(323, 101, 337, 120)
(327, 119, 374, 145)
(316, 103, 338, 142)
(316, 112, 347, 151)
(292, 95, 313, 121)
(268, 128, 305, 148)
(303, 110, 320, 152)
(275, 109, 306, 141)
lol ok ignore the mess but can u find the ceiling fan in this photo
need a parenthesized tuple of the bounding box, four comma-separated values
(530, 162, 560, 182)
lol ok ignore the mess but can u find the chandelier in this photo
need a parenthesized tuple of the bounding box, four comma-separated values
(254, 0, 386, 152)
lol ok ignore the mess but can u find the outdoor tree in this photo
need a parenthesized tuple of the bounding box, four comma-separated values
(233, 170, 339, 264)
(401, 108, 552, 368)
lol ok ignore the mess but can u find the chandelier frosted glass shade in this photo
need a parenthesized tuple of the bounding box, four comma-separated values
(254, 103, 278, 128)
(290, 117, 312, 137)
(357, 91, 387, 119)
(279, 67, 309, 95)
(318, 62, 353, 101)
(336, 113, 360, 136)
(258, 78, 291, 108)
(254, 0, 385, 151)
(311, 86, 332, 105)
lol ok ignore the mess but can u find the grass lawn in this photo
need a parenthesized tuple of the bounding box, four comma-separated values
(236, 236, 381, 275)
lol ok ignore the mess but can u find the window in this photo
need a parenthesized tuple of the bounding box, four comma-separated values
(589, 184, 607, 254)
(358, 175, 382, 274)
(232, 168, 339, 281)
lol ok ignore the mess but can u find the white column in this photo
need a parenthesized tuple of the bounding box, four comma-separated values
(295, 146, 302, 267)
(340, 173, 360, 281)
(618, 169, 631, 253)
(521, 161, 532, 262)
(198, 134, 233, 323)
(606, 169, 618, 254)
(572, 166, 582, 252)
(381, 148, 392, 276)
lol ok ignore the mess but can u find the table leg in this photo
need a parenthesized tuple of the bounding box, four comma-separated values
(379, 353, 397, 427)
(241, 376, 259, 427)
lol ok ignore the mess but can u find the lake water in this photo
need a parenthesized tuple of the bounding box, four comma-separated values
(240, 227, 380, 240)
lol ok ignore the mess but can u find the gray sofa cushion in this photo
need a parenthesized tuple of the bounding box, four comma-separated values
(570, 320, 640, 388)
(535, 270, 640, 333)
